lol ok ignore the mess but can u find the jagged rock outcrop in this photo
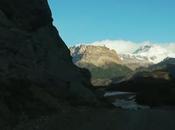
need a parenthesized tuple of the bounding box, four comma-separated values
(0, 0, 97, 127)
(0, 0, 86, 87)
(70, 45, 132, 86)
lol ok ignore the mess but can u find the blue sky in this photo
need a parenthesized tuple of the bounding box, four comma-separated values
(48, 0, 175, 46)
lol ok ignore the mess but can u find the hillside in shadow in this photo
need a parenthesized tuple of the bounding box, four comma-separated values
(108, 66, 175, 106)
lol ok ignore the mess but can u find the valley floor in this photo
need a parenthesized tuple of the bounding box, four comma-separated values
(14, 106, 175, 130)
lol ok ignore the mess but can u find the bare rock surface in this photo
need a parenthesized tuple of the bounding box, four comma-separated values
(0, 0, 97, 128)
(70, 45, 132, 86)
(70, 45, 122, 67)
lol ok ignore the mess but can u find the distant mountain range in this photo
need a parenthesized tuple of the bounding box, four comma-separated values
(70, 45, 132, 86)
(133, 44, 171, 63)
(70, 44, 175, 86)
(70, 44, 175, 106)
(120, 44, 175, 70)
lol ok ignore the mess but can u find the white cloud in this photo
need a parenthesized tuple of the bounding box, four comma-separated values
(163, 43, 175, 53)
(78, 40, 175, 54)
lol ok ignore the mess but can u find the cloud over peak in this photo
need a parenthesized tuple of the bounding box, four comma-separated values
(78, 40, 175, 54)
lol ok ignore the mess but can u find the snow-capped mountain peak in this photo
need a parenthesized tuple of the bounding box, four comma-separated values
(132, 44, 169, 63)
(119, 44, 175, 69)
(133, 44, 153, 54)
(133, 44, 168, 56)
(72, 40, 175, 69)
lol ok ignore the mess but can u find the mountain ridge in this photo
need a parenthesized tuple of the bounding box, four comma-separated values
(70, 45, 132, 86)
(70, 45, 122, 66)
(74, 43, 175, 70)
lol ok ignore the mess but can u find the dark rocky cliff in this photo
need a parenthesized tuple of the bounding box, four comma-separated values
(0, 0, 96, 127)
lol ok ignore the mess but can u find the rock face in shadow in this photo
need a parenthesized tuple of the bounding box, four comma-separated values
(0, 0, 97, 127)
(109, 66, 175, 106)
(0, 0, 85, 87)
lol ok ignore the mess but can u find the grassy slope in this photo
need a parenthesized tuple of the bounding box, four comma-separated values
(78, 63, 132, 79)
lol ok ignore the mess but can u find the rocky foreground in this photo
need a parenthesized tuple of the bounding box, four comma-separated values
(0, 0, 98, 128)
(13, 107, 175, 130)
